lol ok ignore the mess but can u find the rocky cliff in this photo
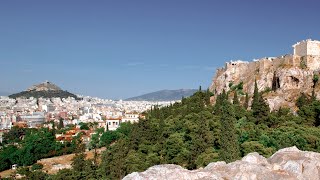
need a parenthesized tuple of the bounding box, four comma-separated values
(209, 39, 320, 111)
(123, 146, 320, 180)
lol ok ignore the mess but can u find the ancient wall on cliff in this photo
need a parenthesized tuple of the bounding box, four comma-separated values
(209, 40, 320, 111)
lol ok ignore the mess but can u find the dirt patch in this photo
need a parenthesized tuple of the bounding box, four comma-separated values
(38, 147, 106, 174)
(0, 169, 15, 178)
(0, 148, 106, 176)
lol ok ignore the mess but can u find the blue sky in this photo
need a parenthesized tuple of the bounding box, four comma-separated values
(0, 0, 320, 99)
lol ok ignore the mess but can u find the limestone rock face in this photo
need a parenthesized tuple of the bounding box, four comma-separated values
(123, 147, 320, 180)
(209, 54, 320, 111)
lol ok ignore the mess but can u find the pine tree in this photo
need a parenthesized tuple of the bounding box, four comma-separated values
(244, 93, 249, 109)
(296, 93, 309, 109)
(214, 90, 227, 115)
(251, 80, 259, 111)
(254, 93, 270, 124)
(205, 88, 211, 105)
(233, 91, 239, 105)
(312, 89, 316, 102)
(219, 99, 240, 163)
(251, 80, 270, 124)
(221, 89, 227, 101)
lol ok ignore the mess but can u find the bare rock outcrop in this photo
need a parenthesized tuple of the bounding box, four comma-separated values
(123, 146, 320, 180)
(27, 81, 62, 91)
(209, 39, 320, 111)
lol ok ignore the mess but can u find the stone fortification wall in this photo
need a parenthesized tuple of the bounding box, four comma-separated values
(293, 39, 320, 56)
(294, 41, 308, 56)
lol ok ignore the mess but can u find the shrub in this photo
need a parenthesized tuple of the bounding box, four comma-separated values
(31, 163, 43, 171)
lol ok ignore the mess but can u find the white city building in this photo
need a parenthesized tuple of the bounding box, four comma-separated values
(106, 118, 121, 131)
(121, 112, 139, 123)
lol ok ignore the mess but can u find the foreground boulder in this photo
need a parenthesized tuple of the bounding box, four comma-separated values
(123, 146, 320, 180)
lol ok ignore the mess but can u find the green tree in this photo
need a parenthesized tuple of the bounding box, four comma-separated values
(79, 123, 89, 130)
(71, 153, 86, 172)
(233, 91, 240, 105)
(298, 100, 320, 126)
(251, 81, 270, 124)
(52, 169, 76, 180)
(219, 99, 240, 163)
(31, 163, 43, 171)
(2, 126, 26, 144)
(251, 80, 259, 111)
(244, 93, 249, 109)
(100, 131, 119, 147)
(296, 93, 310, 109)
(0, 145, 19, 171)
(90, 133, 100, 165)
(99, 139, 130, 179)
(195, 148, 219, 168)
(164, 133, 189, 165)
(28, 170, 48, 180)
(241, 141, 274, 157)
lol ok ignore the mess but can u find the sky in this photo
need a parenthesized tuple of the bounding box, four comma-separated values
(0, 0, 320, 99)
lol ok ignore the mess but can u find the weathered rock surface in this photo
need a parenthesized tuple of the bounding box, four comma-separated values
(123, 146, 320, 180)
(209, 40, 320, 111)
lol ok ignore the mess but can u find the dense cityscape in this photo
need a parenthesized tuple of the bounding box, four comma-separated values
(0, 93, 174, 144)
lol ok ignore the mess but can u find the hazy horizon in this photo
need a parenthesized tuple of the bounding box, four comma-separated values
(1, 0, 320, 99)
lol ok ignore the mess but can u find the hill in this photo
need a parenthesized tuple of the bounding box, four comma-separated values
(209, 39, 320, 111)
(125, 89, 198, 101)
(9, 81, 80, 100)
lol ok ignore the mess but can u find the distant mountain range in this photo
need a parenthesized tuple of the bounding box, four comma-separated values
(125, 89, 198, 101)
(9, 81, 80, 100)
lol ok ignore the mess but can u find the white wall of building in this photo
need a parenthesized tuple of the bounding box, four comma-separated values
(106, 119, 121, 131)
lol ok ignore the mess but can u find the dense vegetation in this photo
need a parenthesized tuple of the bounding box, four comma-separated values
(97, 86, 320, 179)
(2, 83, 320, 179)
(0, 126, 83, 172)
(9, 90, 81, 100)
